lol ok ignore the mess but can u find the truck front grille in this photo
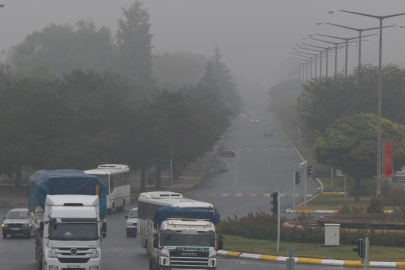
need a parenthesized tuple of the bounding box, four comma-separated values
(170, 251, 209, 269)
(58, 258, 90, 263)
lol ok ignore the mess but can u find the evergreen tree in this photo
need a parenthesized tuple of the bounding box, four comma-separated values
(116, 1, 154, 86)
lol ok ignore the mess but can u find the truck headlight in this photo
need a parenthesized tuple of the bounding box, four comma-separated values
(89, 266, 98, 270)
(126, 222, 132, 226)
(49, 266, 58, 270)
(2, 224, 7, 227)
(91, 250, 99, 258)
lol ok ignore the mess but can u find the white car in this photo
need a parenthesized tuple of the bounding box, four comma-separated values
(125, 208, 138, 237)
(2, 208, 30, 238)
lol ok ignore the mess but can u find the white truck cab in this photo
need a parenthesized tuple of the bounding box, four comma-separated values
(148, 213, 223, 270)
(35, 195, 105, 270)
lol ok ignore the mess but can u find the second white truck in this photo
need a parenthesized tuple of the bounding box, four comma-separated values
(147, 206, 222, 270)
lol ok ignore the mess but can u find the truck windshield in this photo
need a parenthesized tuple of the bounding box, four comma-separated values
(162, 233, 215, 247)
(49, 223, 98, 240)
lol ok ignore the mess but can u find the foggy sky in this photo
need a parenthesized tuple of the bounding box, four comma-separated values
(1, 1, 405, 111)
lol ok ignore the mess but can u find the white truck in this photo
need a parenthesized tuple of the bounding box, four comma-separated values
(28, 170, 107, 270)
(147, 206, 223, 270)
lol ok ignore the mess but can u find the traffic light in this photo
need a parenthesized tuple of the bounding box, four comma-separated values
(353, 239, 365, 257)
(307, 166, 313, 177)
(270, 192, 278, 215)
(295, 171, 301, 185)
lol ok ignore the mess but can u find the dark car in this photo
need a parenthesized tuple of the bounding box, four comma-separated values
(221, 146, 235, 157)
(263, 125, 274, 137)
(2, 208, 31, 238)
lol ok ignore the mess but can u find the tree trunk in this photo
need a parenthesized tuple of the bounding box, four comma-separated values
(354, 178, 361, 202)
(140, 167, 146, 193)
(155, 163, 161, 189)
(14, 169, 22, 187)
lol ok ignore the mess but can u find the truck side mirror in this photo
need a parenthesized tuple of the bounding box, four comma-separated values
(39, 221, 44, 237)
(153, 232, 158, 238)
(153, 238, 159, 249)
(218, 239, 223, 251)
(218, 234, 223, 240)
(124, 216, 128, 219)
(102, 232, 107, 238)
(102, 222, 107, 233)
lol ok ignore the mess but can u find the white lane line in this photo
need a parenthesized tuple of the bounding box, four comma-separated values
(194, 194, 202, 196)
(221, 194, 230, 196)
(306, 194, 313, 197)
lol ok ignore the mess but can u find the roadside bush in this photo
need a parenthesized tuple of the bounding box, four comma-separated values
(217, 210, 405, 247)
(393, 204, 405, 213)
(336, 204, 365, 214)
(380, 181, 405, 206)
(366, 196, 384, 213)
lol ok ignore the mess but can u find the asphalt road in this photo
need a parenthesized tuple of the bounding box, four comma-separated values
(0, 114, 393, 269)
(185, 115, 321, 219)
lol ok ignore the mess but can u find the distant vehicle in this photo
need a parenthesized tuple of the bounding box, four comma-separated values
(125, 208, 138, 237)
(250, 118, 259, 123)
(263, 125, 274, 137)
(85, 164, 130, 213)
(221, 145, 235, 157)
(2, 208, 30, 238)
(393, 170, 405, 182)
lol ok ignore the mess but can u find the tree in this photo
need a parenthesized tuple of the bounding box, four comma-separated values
(9, 21, 116, 78)
(116, 1, 154, 85)
(0, 77, 67, 185)
(203, 46, 241, 115)
(313, 113, 405, 201)
(153, 51, 208, 91)
(297, 64, 405, 135)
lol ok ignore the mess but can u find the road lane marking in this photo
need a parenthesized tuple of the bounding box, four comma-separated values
(306, 194, 313, 197)
(221, 194, 230, 196)
(194, 194, 202, 196)
(263, 194, 271, 196)
(208, 194, 216, 196)
(249, 194, 257, 196)
(235, 194, 243, 196)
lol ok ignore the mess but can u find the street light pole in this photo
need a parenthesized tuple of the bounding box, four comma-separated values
(328, 9, 405, 196)
(302, 43, 332, 77)
(317, 22, 398, 73)
(289, 53, 315, 81)
(315, 33, 376, 77)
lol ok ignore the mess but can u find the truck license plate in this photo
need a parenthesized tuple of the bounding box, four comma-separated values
(67, 266, 80, 268)
(11, 228, 20, 230)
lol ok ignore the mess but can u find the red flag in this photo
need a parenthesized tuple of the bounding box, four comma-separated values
(383, 142, 394, 178)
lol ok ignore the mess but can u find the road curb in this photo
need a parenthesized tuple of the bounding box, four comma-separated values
(285, 209, 396, 214)
(217, 250, 402, 268)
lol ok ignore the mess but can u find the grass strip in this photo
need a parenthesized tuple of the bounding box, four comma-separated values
(222, 234, 405, 262)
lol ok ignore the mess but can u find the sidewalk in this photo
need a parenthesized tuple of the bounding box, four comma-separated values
(217, 250, 405, 268)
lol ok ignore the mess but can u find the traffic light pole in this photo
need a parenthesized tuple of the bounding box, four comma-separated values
(293, 169, 296, 219)
(277, 189, 280, 252)
(364, 234, 369, 270)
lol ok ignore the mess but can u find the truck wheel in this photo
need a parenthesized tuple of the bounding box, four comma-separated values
(120, 201, 126, 212)
(2, 232, 6, 238)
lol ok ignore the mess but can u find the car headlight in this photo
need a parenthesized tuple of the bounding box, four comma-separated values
(89, 266, 98, 270)
(2, 224, 6, 227)
(49, 266, 58, 270)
